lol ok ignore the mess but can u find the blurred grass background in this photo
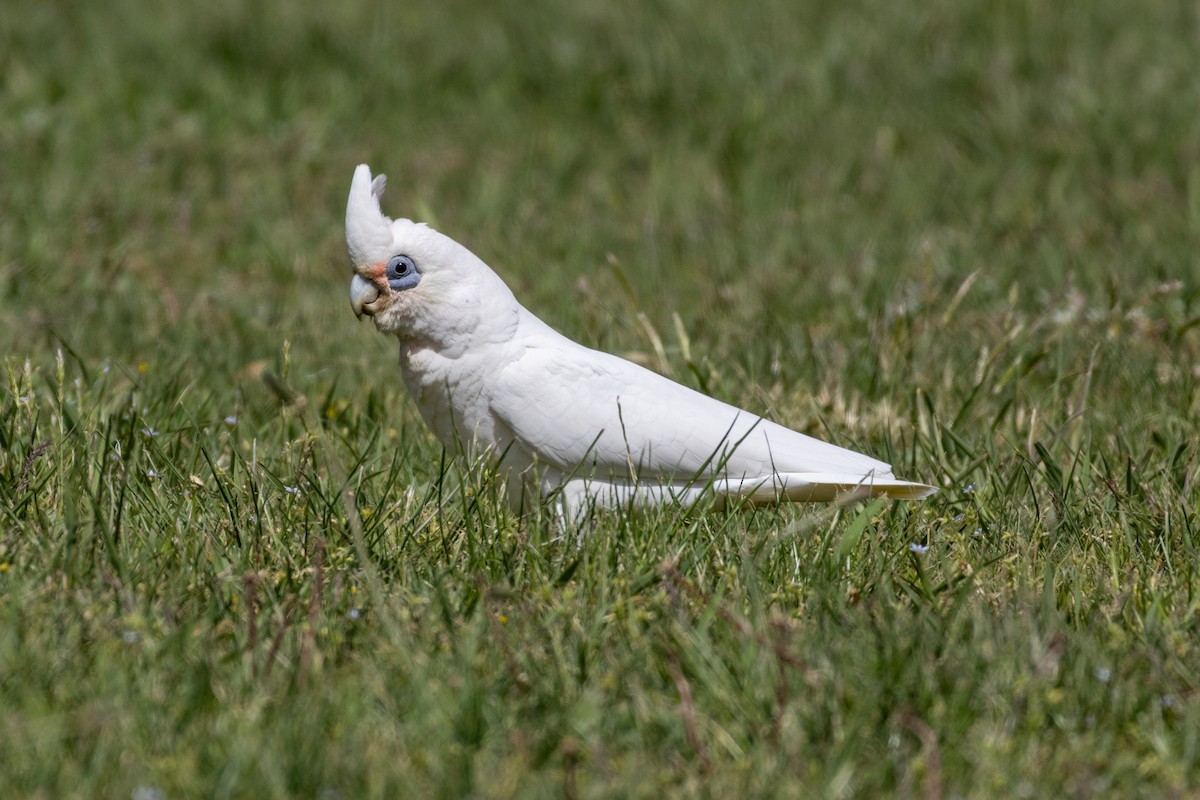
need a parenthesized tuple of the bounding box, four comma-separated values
(3, 0, 1200, 796)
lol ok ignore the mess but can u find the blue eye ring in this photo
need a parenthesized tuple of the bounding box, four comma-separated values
(386, 254, 420, 291)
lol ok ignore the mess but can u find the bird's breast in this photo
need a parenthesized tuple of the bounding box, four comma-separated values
(398, 345, 503, 456)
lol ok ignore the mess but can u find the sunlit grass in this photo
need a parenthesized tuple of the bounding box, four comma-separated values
(3, 0, 1200, 796)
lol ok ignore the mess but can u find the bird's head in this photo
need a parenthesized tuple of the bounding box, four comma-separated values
(345, 164, 517, 349)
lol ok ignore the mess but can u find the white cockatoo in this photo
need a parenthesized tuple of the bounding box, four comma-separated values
(346, 164, 935, 517)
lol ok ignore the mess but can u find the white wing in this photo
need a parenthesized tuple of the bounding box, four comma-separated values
(490, 313, 935, 501)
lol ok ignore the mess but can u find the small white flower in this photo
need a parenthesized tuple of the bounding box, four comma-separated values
(142, 427, 159, 438)
(952, 514, 964, 523)
(909, 543, 929, 554)
(962, 483, 976, 494)
(146, 468, 159, 479)
(1095, 667, 1112, 683)
(122, 630, 141, 645)
(284, 485, 301, 495)
(348, 608, 362, 620)
(224, 415, 238, 426)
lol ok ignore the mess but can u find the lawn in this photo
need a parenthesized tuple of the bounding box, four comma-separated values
(3, 0, 1200, 796)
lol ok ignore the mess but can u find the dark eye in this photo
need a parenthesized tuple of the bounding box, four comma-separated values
(385, 254, 420, 290)
(387, 254, 415, 279)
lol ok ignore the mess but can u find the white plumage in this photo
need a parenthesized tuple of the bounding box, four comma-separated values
(345, 164, 935, 517)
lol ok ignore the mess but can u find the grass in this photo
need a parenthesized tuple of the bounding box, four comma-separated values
(3, 0, 1200, 796)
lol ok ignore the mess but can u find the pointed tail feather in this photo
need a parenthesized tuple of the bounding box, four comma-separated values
(714, 472, 938, 505)
(552, 471, 937, 518)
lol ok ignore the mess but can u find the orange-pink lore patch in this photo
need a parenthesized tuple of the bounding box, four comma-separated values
(370, 262, 389, 291)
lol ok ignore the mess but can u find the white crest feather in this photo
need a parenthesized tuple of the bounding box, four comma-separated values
(345, 164, 394, 269)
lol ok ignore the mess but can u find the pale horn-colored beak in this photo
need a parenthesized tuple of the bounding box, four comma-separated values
(350, 274, 380, 318)
(346, 164, 393, 270)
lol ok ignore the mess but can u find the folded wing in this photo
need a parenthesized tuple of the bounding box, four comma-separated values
(491, 322, 935, 502)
